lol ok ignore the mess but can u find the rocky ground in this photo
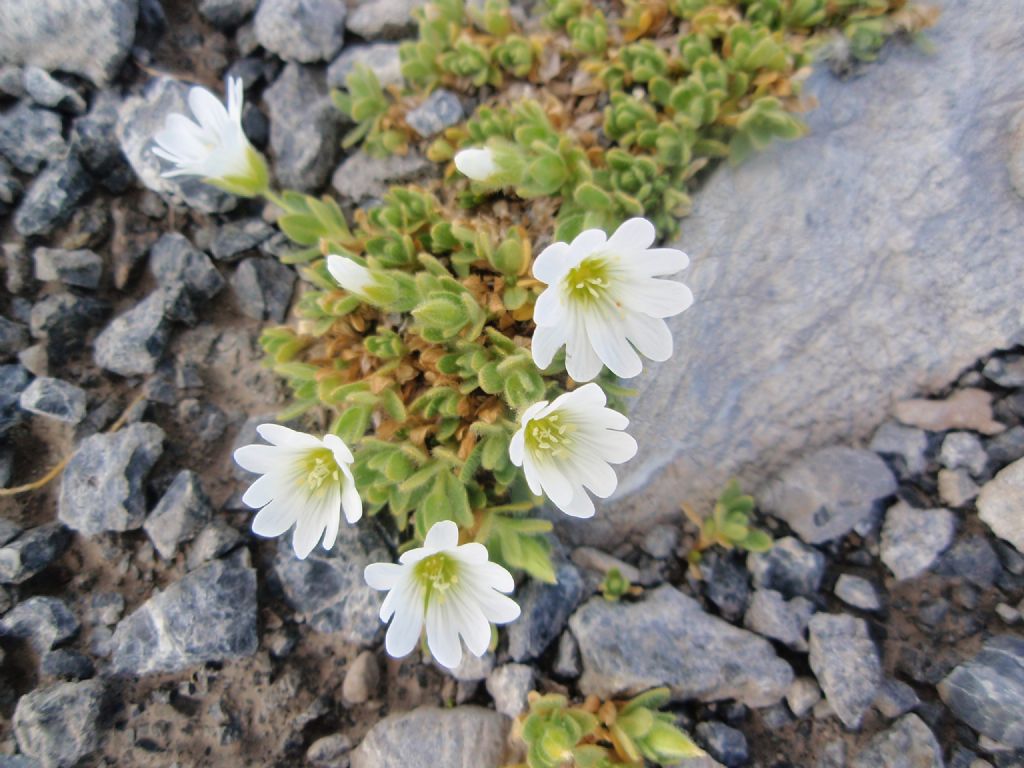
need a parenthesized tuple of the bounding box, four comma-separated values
(0, 0, 1022, 767)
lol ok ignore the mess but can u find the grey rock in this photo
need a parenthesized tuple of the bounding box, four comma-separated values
(72, 92, 132, 190)
(144, 470, 212, 559)
(254, 0, 346, 62)
(747, 536, 825, 598)
(507, 559, 584, 662)
(935, 536, 1002, 588)
(0, 103, 65, 173)
(977, 458, 1024, 553)
(0, 363, 31, 436)
(230, 257, 296, 322)
(834, 574, 881, 612)
(199, 0, 258, 27)
(986, 425, 1024, 468)
(39, 649, 95, 681)
(307, 734, 353, 768)
(110, 557, 258, 674)
(350, 706, 509, 768)
(0, 524, 70, 584)
(13, 680, 104, 768)
(23, 67, 85, 113)
(850, 714, 943, 768)
(880, 501, 957, 580)
(211, 218, 274, 262)
(817, 740, 847, 768)
(0, 64, 25, 97)
(93, 290, 178, 376)
(18, 377, 87, 424)
(264, 64, 342, 191)
(0, 316, 30, 360)
(331, 150, 433, 203)
(553, 631, 581, 678)
(941, 431, 988, 477)
(0, 596, 79, 653)
(700, 550, 752, 622)
(176, 398, 228, 445)
(0, 157, 22, 213)
(14, 151, 93, 236)
(28, 292, 108, 360)
(328, 43, 403, 89)
(758, 447, 896, 544)
(570, 546, 641, 583)
(342, 649, 379, 705)
(117, 77, 236, 213)
(88, 592, 125, 626)
(570, 585, 793, 707)
(807, 614, 882, 730)
(149, 233, 225, 323)
(58, 422, 165, 535)
(938, 635, 1024, 748)
(405, 90, 464, 138)
(346, 0, 421, 39)
(33, 248, 103, 289)
(0, 517, 20, 546)
(444, 650, 495, 682)
(640, 523, 680, 559)
(873, 679, 920, 719)
(486, 663, 534, 718)
(272, 525, 386, 645)
(744, 588, 815, 651)
(595, 1, 1024, 548)
(695, 721, 748, 768)
(786, 677, 822, 718)
(186, 520, 242, 570)
(983, 354, 1024, 388)
(939, 468, 980, 508)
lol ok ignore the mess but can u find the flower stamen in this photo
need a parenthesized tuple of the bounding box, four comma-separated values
(415, 552, 460, 603)
(526, 413, 575, 457)
(565, 257, 612, 304)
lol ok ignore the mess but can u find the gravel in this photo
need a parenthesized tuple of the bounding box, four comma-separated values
(976, 457, 1024, 554)
(880, 501, 957, 580)
(849, 714, 943, 768)
(0, 596, 79, 653)
(254, 0, 347, 63)
(32, 247, 103, 289)
(18, 377, 87, 424)
(13, 680, 104, 768)
(143, 470, 213, 559)
(807, 613, 882, 730)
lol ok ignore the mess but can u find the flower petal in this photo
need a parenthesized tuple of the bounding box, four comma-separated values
(622, 277, 694, 318)
(587, 313, 643, 379)
(532, 285, 566, 327)
(364, 562, 405, 591)
(532, 241, 572, 284)
(531, 322, 566, 370)
(385, 582, 425, 658)
(321, 487, 342, 550)
(623, 312, 673, 362)
(564, 309, 604, 382)
(233, 444, 281, 475)
(567, 228, 607, 263)
(423, 520, 460, 552)
(257, 423, 322, 449)
(629, 247, 690, 276)
(559, 487, 596, 518)
(453, 542, 490, 564)
(240, 472, 281, 508)
(250, 496, 298, 538)
(464, 561, 516, 593)
(534, 457, 574, 507)
(509, 427, 526, 467)
(323, 433, 354, 464)
(426, 600, 462, 669)
(606, 217, 656, 256)
(341, 475, 363, 524)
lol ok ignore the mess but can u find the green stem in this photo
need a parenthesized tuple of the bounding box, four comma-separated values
(264, 189, 290, 211)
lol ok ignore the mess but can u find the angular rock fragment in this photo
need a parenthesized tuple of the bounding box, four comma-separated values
(807, 614, 882, 730)
(13, 680, 104, 768)
(18, 377, 87, 424)
(143, 470, 212, 559)
(976, 457, 1024, 554)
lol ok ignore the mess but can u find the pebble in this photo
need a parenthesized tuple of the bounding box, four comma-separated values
(307, 733, 353, 768)
(230, 257, 297, 322)
(255, 0, 347, 62)
(93, 290, 175, 376)
(110, 556, 258, 675)
(700, 550, 752, 622)
(743, 589, 815, 651)
(938, 467, 980, 508)
(807, 613, 882, 729)
(40, 649, 95, 681)
(695, 721, 749, 767)
(0, 363, 31, 436)
(748, 536, 825, 598)
(30, 292, 109, 360)
(570, 585, 793, 708)
(0, 523, 71, 584)
(873, 678, 921, 719)
(0, 102, 65, 174)
(346, 0, 420, 39)
(759, 447, 897, 544)
(342, 650, 380, 705)
(13, 680, 104, 768)
(894, 388, 1005, 435)
(485, 663, 534, 718)
(0, 517, 21, 546)
(328, 42, 403, 89)
(32, 247, 103, 289)
(331, 150, 432, 204)
(940, 431, 989, 476)
(405, 90, 465, 138)
(72, 92, 133, 192)
(880, 501, 957, 580)
(0, 157, 22, 214)
(22, 67, 85, 114)
(0, 596, 79, 653)
(143, 470, 213, 559)
(506, 560, 584, 662)
(995, 602, 1020, 624)
(976, 457, 1024, 554)
(985, 425, 1024, 468)
(934, 535, 1002, 588)
(149, 233, 225, 324)
(210, 218, 274, 262)
(58, 422, 165, 535)
(552, 631, 581, 678)
(14, 151, 93, 237)
(18, 377, 87, 424)
(849, 714, 943, 768)
(834, 574, 882, 611)
(640, 523, 680, 559)
(187, 520, 242, 571)
(198, 0, 259, 28)
(982, 354, 1024, 388)
(570, 546, 641, 583)
(786, 677, 822, 718)
(444, 651, 495, 682)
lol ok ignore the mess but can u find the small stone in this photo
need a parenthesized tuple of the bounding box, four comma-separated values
(346, 0, 421, 39)
(0, 596, 79, 653)
(553, 631, 581, 678)
(331, 150, 432, 203)
(807, 613, 882, 730)
(18, 377, 87, 424)
(880, 501, 957, 580)
(32, 248, 103, 289)
(786, 677, 822, 718)
(850, 714, 943, 768)
(995, 602, 1020, 624)
(0, 524, 71, 584)
(873, 679, 920, 719)
(571, 585, 793, 707)
(255, 0, 347, 62)
(89, 592, 125, 626)
(759, 447, 897, 544)
(14, 151, 93, 237)
(834, 574, 881, 611)
(938, 635, 1024, 748)
(817, 740, 846, 768)
(210, 218, 274, 262)
(0, 517, 20, 546)
(570, 546, 641, 583)
(760, 702, 794, 731)
(695, 721, 748, 767)
(199, 0, 259, 27)
(29, 292, 108, 360)
(307, 734, 353, 768)
(342, 650, 380, 705)
(110, 557, 258, 675)
(939, 468, 981, 508)
(0, 64, 25, 96)
(351, 706, 509, 768)
(941, 431, 989, 476)
(748, 536, 825, 598)
(0, 363, 31, 436)
(93, 291, 175, 376)
(894, 389, 1005, 436)
(72, 92, 132, 191)
(507, 560, 584, 662)
(39, 649, 95, 681)
(986, 425, 1024, 468)
(700, 550, 751, 622)
(744, 589, 816, 651)
(230, 257, 296, 322)
(13, 680, 104, 768)
(58, 422, 165, 535)
(0, 157, 22, 214)
(18, 343, 49, 376)
(405, 90, 464, 138)
(485, 663, 534, 718)
(264, 64, 342, 191)
(22, 67, 85, 113)
(977, 458, 1024, 554)
(143, 470, 213, 559)
(176, 398, 228, 445)
(983, 355, 1024, 388)
(117, 77, 236, 213)
(149, 233, 225, 324)
(444, 651, 495, 682)
(935, 535, 1002, 588)
(328, 43, 403, 89)
(640, 523, 680, 559)
(0, 102, 65, 174)
(186, 520, 242, 571)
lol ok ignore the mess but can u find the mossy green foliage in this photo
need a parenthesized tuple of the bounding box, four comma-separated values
(685, 479, 773, 571)
(266, 0, 934, 583)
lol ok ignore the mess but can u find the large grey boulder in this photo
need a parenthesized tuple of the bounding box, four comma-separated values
(351, 706, 509, 768)
(569, 585, 793, 707)
(582, 0, 1024, 547)
(0, 0, 138, 86)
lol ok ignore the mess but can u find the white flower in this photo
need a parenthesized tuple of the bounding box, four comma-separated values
(509, 383, 637, 518)
(454, 147, 498, 181)
(327, 254, 375, 300)
(233, 424, 362, 559)
(364, 520, 520, 669)
(152, 76, 268, 196)
(531, 217, 694, 382)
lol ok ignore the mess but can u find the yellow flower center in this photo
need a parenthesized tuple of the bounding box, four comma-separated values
(415, 553, 460, 602)
(565, 257, 612, 304)
(525, 412, 575, 457)
(301, 448, 340, 494)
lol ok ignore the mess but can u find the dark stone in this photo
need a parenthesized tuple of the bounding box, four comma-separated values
(14, 151, 93, 237)
(701, 549, 752, 621)
(807, 613, 882, 730)
(23, 67, 85, 114)
(230, 257, 296, 322)
(18, 376, 87, 424)
(987, 426, 1024, 470)
(198, 0, 258, 27)
(0, 363, 31, 436)
(0, 596, 79, 653)
(29, 292, 109, 361)
(849, 714, 943, 768)
(143, 470, 212, 559)
(696, 721, 749, 767)
(32, 247, 103, 289)
(13, 680, 104, 768)
(0, 157, 22, 214)
(0, 523, 71, 584)
(747, 536, 825, 599)
(934, 535, 1003, 588)
(210, 218, 274, 262)
(93, 291, 176, 376)
(0, 102, 64, 173)
(40, 649, 95, 680)
(506, 560, 584, 662)
(149, 233, 225, 323)
(72, 92, 133, 192)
